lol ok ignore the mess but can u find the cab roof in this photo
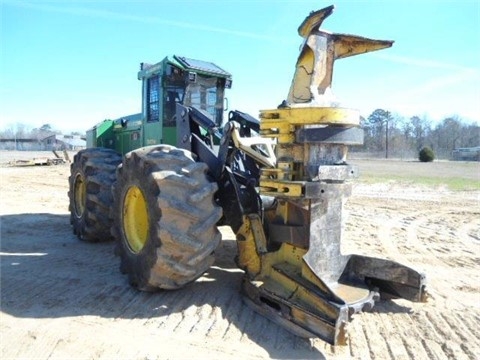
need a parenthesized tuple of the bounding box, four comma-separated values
(172, 55, 231, 78)
(138, 55, 231, 80)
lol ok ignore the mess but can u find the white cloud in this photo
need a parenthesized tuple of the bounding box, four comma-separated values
(373, 53, 478, 72)
(4, 1, 281, 42)
(367, 54, 480, 122)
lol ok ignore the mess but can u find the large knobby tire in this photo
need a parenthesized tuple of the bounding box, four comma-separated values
(68, 148, 122, 242)
(111, 145, 222, 291)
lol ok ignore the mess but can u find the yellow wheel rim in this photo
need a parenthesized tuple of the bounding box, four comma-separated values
(123, 185, 149, 253)
(73, 173, 86, 218)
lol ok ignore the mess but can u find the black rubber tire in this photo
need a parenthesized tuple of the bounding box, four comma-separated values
(112, 145, 222, 291)
(68, 148, 122, 242)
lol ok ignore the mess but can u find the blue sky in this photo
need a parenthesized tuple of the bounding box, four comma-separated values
(1, 0, 479, 133)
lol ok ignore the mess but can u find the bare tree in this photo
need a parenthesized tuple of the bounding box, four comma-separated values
(367, 109, 393, 158)
(361, 110, 478, 159)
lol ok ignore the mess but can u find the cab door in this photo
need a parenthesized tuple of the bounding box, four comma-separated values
(142, 75, 163, 146)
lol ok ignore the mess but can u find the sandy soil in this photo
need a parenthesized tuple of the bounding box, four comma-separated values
(0, 152, 479, 359)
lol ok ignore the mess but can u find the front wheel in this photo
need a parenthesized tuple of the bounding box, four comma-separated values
(111, 145, 222, 291)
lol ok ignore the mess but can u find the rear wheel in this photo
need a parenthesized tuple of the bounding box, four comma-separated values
(112, 145, 222, 290)
(68, 148, 122, 242)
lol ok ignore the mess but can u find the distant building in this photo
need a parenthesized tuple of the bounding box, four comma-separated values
(0, 138, 38, 150)
(0, 134, 86, 151)
(42, 134, 86, 150)
(452, 147, 480, 161)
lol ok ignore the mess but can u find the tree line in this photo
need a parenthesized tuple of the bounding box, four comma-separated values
(0, 124, 83, 140)
(1, 116, 479, 160)
(357, 109, 480, 159)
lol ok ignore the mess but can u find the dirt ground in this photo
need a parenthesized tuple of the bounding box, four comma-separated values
(0, 151, 479, 359)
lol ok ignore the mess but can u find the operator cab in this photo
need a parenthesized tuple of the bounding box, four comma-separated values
(138, 55, 232, 147)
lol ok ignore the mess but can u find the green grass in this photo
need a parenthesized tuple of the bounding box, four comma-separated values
(358, 174, 480, 191)
(351, 159, 480, 191)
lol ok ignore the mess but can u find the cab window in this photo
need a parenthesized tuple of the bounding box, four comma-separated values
(185, 76, 225, 126)
(147, 76, 159, 123)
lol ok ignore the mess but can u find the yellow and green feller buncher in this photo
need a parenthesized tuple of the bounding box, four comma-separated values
(69, 5, 427, 345)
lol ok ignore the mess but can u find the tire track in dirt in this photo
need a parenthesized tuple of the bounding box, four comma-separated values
(424, 311, 471, 360)
(438, 312, 480, 358)
(347, 316, 370, 359)
(451, 311, 480, 352)
(393, 313, 431, 360)
(398, 208, 480, 311)
(344, 189, 480, 360)
(2, 163, 479, 359)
